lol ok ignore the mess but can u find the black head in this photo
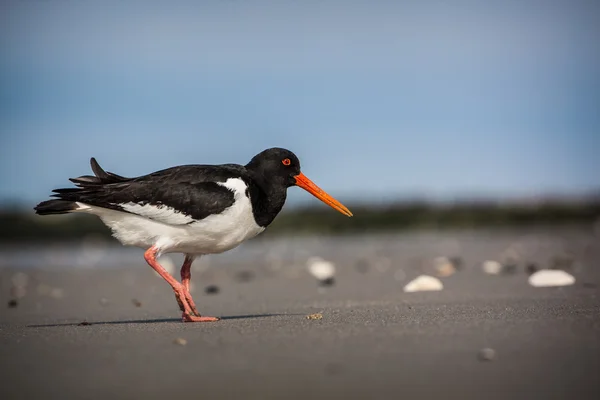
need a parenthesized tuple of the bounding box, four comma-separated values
(246, 147, 353, 217)
(245, 147, 301, 187)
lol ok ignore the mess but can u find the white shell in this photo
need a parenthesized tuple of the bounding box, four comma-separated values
(528, 270, 575, 287)
(403, 275, 444, 293)
(482, 260, 503, 275)
(306, 257, 336, 280)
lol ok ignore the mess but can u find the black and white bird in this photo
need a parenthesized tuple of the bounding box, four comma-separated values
(34, 148, 353, 322)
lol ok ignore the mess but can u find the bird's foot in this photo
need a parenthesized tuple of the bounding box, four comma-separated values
(174, 291, 202, 317)
(182, 313, 220, 323)
(182, 290, 202, 316)
(174, 294, 186, 313)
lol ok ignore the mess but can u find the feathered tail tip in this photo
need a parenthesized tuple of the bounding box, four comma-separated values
(35, 157, 129, 215)
(34, 200, 77, 215)
(68, 157, 129, 187)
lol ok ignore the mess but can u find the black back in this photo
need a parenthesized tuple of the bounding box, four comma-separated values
(42, 148, 303, 228)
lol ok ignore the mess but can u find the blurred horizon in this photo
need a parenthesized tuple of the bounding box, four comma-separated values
(1, 0, 599, 209)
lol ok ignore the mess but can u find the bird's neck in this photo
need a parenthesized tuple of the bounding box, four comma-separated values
(246, 172, 287, 228)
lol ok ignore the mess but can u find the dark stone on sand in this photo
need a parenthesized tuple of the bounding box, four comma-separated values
(205, 285, 220, 294)
(525, 263, 538, 275)
(7, 299, 18, 308)
(502, 263, 518, 275)
(320, 277, 335, 287)
(78, 321, 92, 326)
(132, 299, 142, 307)
(450, 256, 464, 270)
(235, 270, 255, 283)
(477, 348, 496, 362)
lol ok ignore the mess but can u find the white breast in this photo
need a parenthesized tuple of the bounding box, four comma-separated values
(74, 178, 265, 255)
(186, 178, 266, 253)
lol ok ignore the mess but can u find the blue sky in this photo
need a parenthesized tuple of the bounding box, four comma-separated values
(1, 0, 599, 208)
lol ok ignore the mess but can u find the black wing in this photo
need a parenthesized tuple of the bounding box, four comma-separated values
(48, 158, 249, 225)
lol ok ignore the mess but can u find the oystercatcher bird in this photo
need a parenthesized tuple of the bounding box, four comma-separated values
(34, 148, 352, 322)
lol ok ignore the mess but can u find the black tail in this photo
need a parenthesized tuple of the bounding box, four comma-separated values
(35, 158, 131, 215)
(68, 157, 129, 187)
(34, 200, 77, 215)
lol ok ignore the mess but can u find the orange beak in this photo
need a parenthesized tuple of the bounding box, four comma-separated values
(294, 172, 353, 217)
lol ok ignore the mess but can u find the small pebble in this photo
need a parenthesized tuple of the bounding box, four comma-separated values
(525, 263, 538, 275)
(478, 348, 496, 361)
(78, 321, 92, 326)
(320, 277, 335, 287)
(99, 297, 109, 306)
(173, 338, 187, 346)
(7, 299, 18, 308)
(502, 263, 518, 275)
(449, 256, 463, 270)
(132, 299, 142, 307)
(482, 260, 502, 275)
(234, 270, 255, 283)
(433, 257, 456, 277)
(205, 285, 220, 295)
(306, 313, 323, 320)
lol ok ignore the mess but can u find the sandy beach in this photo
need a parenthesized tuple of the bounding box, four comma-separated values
(1, 229, 599, 399)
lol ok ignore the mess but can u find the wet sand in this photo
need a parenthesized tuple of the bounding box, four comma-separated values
(1, 230, 600, 399)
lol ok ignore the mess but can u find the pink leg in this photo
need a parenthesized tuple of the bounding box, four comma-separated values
(144, 247, 219, 323)
(180, 254, 201, 317)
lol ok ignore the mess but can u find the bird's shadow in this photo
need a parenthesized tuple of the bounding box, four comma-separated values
(27, 313, 301, 328)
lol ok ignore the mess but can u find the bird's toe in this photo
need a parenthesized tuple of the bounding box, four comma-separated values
(182, 314, 220, 323)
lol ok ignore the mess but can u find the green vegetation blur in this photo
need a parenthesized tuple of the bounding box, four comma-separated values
(1, 199, 599, 243)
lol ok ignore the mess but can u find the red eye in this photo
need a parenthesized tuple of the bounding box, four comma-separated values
(282, 158, 291, 166)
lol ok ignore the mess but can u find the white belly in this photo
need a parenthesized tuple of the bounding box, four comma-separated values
(74, 179, 265, 255)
